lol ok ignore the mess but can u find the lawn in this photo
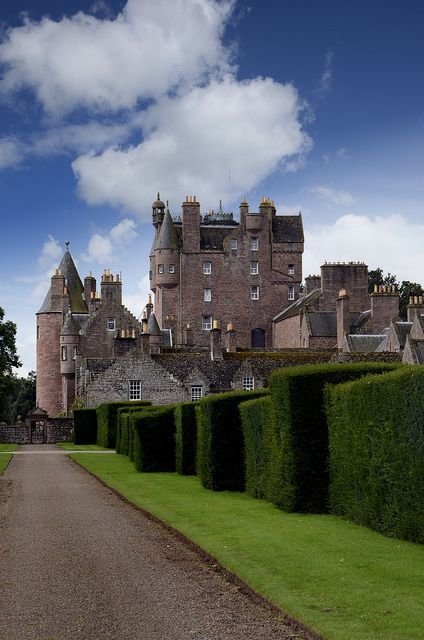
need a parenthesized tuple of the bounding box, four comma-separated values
(71, 452, 424, 640)
(56, 443, 112, 451)
(0, 443, 17, 474)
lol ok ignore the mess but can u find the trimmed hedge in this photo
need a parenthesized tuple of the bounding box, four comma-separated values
(268, 362, 400, 513)
(97, 401, 151, 449)
(326, 367, 424, 542)
(239, 396, 273, 499)
(116, 405, 151, 455)
(133, 405, 176, 472)
(73, 408, 97, 445)
(175, 402, 198, 475)
(196, 389, 268, 492)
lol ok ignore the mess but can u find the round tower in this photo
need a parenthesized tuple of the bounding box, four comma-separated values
(152, 193, 165, 228)
(60, 310, 80, 414)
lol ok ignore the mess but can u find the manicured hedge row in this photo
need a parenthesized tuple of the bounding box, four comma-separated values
(73, 408, 97, 445)
(96, 401, 151, 448)
(175, 402, 198, 475)
(326, 367, 424, 542)
(268, 362, 400, 513)
(116, 405, 151, 455)
(133, 405, 177, 472)
(239, 396, 273, 499)
(196, 389, 268, 491)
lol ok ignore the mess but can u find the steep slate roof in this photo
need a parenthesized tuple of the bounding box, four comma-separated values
(156, 209, 179, 250)
(147, 312, 161, 336)
(407, 339, 424, 363)
(307, 312, 337, 337)
(38, 251, 87, 314)
(200, 226, 236, 250)
(346, 335, 387, 352)
(61, 310, 80, 336)
(273, 288, 321, 322)
(272, 214, 304, 243)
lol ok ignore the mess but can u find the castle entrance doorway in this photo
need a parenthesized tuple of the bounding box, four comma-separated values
(251, 328, 265, 348)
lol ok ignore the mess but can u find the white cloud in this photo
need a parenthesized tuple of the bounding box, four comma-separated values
(315, 49, 333, 98)
(83, 217, 138, 263)
(123, 271, 151, 318)
(304, 213, 424, 283)
(311, 185, 356, 206)
(0, 138, 23, 168)
(0, 0, 234, 116)
(73, 76, 312, 216)
(37, 234, 62, 270)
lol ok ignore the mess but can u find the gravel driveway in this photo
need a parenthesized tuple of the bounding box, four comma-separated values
(0, 445, 316, 640)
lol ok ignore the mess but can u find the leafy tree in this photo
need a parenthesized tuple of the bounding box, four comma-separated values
(368, 268, 398, 293)
(0, 307, 22, 424)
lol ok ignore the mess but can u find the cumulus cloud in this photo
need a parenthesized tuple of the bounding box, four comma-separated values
(0, 0, 234, 116)
(0, 137, 23, 168)
(37, 234, 63, 270)
(311, 185, 355, 206)
(304, 213, 424, 282)
(73, 76, 312, 216)
(83, 218, 138, 263)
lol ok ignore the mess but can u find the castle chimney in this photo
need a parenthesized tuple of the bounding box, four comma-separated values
(182, 195, 201, 252)
(407, 295, 424, 322)
(182, 324, 194, 347)
(371, 285, 400, 332)
(225, 323, 237, 353)
(210, 320, 223, 361)
(336, 289, 350, 351)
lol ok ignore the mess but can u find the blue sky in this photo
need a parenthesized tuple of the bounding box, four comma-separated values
(1, 0, 424, 375)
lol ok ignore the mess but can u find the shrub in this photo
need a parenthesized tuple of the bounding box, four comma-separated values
(116, 405, 151, 455)
(175, 402, 198, 475)
(96, 401, 150, 449)
(73, 408, 97, 445)
(133, 405, 176, 472)
(268, 362, 400, 513)
(326, 367, 424, 542)
(196, 389, 268, 491)
(239, 396, 273, 499)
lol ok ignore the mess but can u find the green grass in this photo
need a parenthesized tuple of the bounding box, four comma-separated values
(0, 444, 17, 474)
(56, 443, 111, 451)
(71, 453, 424, 640)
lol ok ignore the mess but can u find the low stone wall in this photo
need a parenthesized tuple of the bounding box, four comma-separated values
(0, 418, 73, 444)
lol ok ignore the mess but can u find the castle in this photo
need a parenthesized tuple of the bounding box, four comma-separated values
(36, 195, 305, 416)
(36, 194, 423, 418)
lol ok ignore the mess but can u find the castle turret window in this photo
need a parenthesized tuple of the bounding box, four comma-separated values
(250, 237, 258, 251)
(250, 261, 259, 275)
(288, 286, 295, 300)
(203, 261, 212, 274)
(251, 285, 260, 300)
(202, 315, 212, 330)
(169, 264, 175, 273)
(61, 346, 67, 361)
(288, 264, 295, 275)
(204, 288, 212, 302)
(107, 317, 116, 331)
(158, 264, 164, 274)
(73, 346, 77, 360)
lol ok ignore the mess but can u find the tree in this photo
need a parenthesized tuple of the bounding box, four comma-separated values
(0, 307, 21, 376)
(368, 268, 398, 293)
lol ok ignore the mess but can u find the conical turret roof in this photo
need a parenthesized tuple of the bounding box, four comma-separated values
(156, 209, 179, 250)
(147, 312, 161, 336)
(61, 309, 80, 336)
(38, 250, 88, 314)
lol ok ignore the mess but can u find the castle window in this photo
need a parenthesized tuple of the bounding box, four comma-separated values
(243, 376, 255, 391)
(191, 386, 203, 401)
(128, 380, 142, 401)
(107, 317, 116, 331)
(288, 264, 295, 275)
(72, 346, 77, 360)
(204, 288, 212, 302)
(250, 237, 258, 251)
(230, 239, 238, 250)
(251, 285, 260, 300)
(37, 325, 40, 340)
(202, 315, 212, 330)
(169, 264, 175, 273)
(288, 286, 295, 300)
(61, 346, 67, 361)
(250, 261, 259, 275)
(203, 261, 212, 274)
(158, 264, 164, 274)
(149, 270, 152, 280)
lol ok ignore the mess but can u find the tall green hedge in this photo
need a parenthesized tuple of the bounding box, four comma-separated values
(268, 362, 400, 513)
(239, 396, 273, 499)
(196, 389, 268, 491)
(96, 401, 151, 449)
(175, 402, 198, 475)
(73, 408, 97, 445)
(116, 404, 151, 455)
(326, 367, 424, 542)
(133, 405, 176, 472)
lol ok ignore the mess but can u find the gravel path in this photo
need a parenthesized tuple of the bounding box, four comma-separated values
(0, 445, 316, 640)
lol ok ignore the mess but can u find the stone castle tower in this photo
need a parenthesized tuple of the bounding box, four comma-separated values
(149, 194, 304, 348)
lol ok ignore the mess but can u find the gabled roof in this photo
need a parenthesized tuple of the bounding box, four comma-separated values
(273, 288, 321, 323)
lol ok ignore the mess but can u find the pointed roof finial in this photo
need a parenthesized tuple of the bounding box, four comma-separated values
(65, 241, 70, 251)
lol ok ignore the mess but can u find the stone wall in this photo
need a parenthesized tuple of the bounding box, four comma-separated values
(0, 418, 73, 444)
